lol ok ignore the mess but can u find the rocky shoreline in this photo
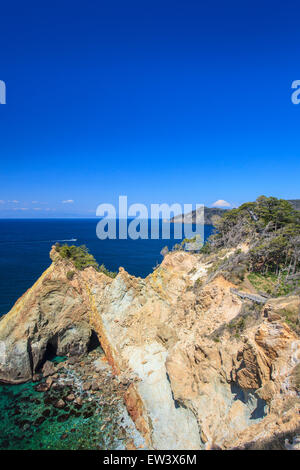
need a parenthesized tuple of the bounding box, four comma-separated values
(0, 348, 145, 450)
(0, 233, 299, 450)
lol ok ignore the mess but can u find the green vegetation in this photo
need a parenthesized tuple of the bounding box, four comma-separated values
(98, 263, 118, 278)
(202, 196, 300, 295)
(228, 316, 246, 334)
(66, 270, 75, 281)
(55, 243, 117, 278)
(194, 277, 203, 288)
(280, 309, 300, 335)
(248, 272, 300, 297)
(171, 235, 203, 253)
(213, 196, 300, 273)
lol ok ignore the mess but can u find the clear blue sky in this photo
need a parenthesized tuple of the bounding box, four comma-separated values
(0, 0, 300, 217)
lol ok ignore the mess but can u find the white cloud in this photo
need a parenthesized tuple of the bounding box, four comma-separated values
(8, 200, 19, 204)
(62, 199, 74, 204)
(212, 199, 231, 208)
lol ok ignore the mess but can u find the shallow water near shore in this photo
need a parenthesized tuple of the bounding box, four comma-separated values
(0, 350, 144, 450)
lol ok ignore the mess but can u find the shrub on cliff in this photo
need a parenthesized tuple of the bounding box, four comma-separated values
(204, 196, 300, 282)
(98, 263, 117, 278)
(55, 244, 117, 278)
(66, 270, 75, 280)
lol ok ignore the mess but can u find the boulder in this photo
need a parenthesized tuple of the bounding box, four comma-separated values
(66, 393, 75, 402)
(55, 399, 66, 409)
(74, 397, 83, 406)
(42, 361, 56, 377)
(83, 382, 92, 391)
(35, 382, 50, 392)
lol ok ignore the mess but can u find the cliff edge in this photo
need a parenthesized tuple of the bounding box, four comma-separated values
(0, 196, 299, 450)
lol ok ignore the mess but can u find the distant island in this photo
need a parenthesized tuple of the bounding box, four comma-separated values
(170, 207, 228, 225)
(170, 199, 300, 225)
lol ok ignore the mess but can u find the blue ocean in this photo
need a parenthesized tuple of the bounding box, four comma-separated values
(0, 219, 214, 317)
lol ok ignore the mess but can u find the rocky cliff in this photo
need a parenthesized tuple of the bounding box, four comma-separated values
(0, 242, 299, 450)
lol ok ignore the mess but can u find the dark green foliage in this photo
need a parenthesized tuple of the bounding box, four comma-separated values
(56, 244, 99, 270)
(66, 270, 75, 281)
(206, 196, 300, 282)
(199, 243, 212, 254)
(247, 272, 300, 297)
(172, 243, 183, 252)
(55, 244, 117, 278)
(98, 264, 117, 278)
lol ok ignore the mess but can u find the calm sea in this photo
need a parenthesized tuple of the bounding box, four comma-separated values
(0, 219, 214, 317)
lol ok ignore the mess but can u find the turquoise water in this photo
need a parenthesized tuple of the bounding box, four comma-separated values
(0, 354, 140, 450)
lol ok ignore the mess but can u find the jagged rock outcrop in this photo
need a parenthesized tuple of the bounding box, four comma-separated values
(0, 246, 299, 450)
(0, 248, 105, 383)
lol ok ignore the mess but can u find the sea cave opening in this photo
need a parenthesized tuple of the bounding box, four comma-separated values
(36, 336, 59, 371)
(87, 330, 102, 353)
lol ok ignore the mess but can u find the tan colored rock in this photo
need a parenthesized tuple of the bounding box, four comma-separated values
(66, 393, 75, 402)
(0, 247, 102, 383)
(55, 399, 65, 409)
(256, 380, 277, 402)
(74, 397, 83, 406)
(42, 360, 56, 377)
(263, 295, 300, 318)
(45, 376, 54, 388)
(0, 247, 299, 450)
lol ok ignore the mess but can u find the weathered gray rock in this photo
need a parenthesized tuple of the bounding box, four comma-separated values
(42, 361, 56, 377)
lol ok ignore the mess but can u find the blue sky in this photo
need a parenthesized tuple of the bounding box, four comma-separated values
(0, 0, 300, 217)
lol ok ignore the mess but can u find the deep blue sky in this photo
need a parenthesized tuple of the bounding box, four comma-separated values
(0, 0, 300, 217)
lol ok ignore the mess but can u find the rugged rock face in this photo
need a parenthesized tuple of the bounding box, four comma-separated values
(0, 246, 299, 449)
(0, 248, 102, 383)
